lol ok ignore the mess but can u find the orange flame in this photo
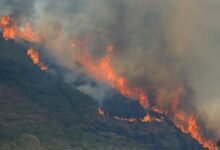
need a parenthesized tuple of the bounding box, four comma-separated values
(0, 16, 17, 40)
(98, 108, 162, 123)
(27, 48, 48, 71)
(19, 23, 42, 43)
(170, 87, 218, 150)
(77, 42, 217, 150)
(173, 113, 218, 150)
(141, 113, 152, 122)
(76, 44, 149, 108)
(0, 16, 42, 43)
(141, 113, 163, 122)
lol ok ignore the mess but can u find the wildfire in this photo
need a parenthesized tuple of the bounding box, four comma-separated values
(168, 88, 218, 150)
(141, 113, 152, 122)
(27, 48, 48, 71)
(76, 42, 217, 150)
(75, 44, 149, 108)
(0, 16, 17, 40)
(0, 16, 42, 43)
(187, 116, 216, 150)
(98, 108, 162, 123)
(1, 15, 218, 150)
(19, 23, 42, 43)
(173, 113, 218, 150)
(0, 16, 46, 71)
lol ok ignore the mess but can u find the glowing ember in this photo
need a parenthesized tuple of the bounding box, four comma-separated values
(98, 108, 162, 123)
(113, 116, 136, 123)
(38, 63, 48, 71)
(27, 48, 48, 71)
(98, 107, 105, 116)
(141, 113, 151, 122)
(141, 113, 163, 122)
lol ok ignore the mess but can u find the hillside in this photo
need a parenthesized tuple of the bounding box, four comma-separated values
(0, 38, 206, 150)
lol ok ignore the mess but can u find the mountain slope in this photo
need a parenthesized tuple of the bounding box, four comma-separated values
(0, 38, 206, 150)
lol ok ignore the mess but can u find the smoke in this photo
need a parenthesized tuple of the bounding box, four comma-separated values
(1, 0, 220, 141)
(167, 0, 220, 139)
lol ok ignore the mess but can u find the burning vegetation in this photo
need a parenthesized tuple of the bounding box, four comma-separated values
(0, 14, 219, 150)
(97, 108, 162, 123)
(73, 41, 218, 150)
(75, 43, 149, 108)
(0, 16, 42, 43)
(27, 48, 48, 71)
(0, 16, 47, 71)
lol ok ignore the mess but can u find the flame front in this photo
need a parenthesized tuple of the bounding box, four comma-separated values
(0, 16, 47, 71)
(173, 113, 218, 150)
(76, 43, 217, 150)
(98, 108, 162, 123)
(76, 44, 149, 108)
(27, 48, 48, 71)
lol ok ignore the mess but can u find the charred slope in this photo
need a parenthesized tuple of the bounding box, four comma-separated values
(0, 39, 206, 150)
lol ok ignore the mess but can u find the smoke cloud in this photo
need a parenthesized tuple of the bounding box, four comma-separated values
(1, 0, 220, 141)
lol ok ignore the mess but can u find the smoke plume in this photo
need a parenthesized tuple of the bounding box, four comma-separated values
(1, 0, 220, 142)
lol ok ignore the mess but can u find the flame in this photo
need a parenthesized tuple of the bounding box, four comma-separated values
(98, 108, 162, 123)
(0, 16, 42, 43)
(76, 44, 149, 108)
(187, 116, 216, 150)
(141, 113, 152, 122)
(0, 16, 17, 40)
(170, 88, 218, 150)
(19, 23, 42, 43)
(27, 48, 48, 71)
(27, 48, 40, 65)
(0, 16, 46, 71)
(98, 108, 136, 122)
(173, 113, 218, 150)
(77, 42, 217, 150)
(141, 113, 163, 122)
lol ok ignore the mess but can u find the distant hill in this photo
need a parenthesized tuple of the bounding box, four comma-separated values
(0, 38, 206, 150)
